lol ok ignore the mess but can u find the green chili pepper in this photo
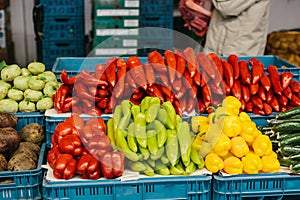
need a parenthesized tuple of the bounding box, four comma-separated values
(141, 96, 152, 113)
(115, 128, 139, 161)
(157, 108, 167, 125)
(150, 147, 164, 161)
(107, 118, 116, 149)
(138, 144, 150, 160)
(134, 112, 147, 148)
(127, 160, 146, 172)
(113, 105, 122, 127)
(160, 155, 170, 165)
(119, 100, 131, 129)
(147, 120, 167, 148)
(177, 121, 192, 167)
(190, 147, 204, 167)
(127, 123, 138, 153)
(147, 158, 155, 168)
(166, 129, 179, 166)
(170, 165, 184, 175)
(147, 130, 158, 154)
(145, 103, 160, 123)
(155, 160, 170, 175)
(143, 162, 155, 176)
(131, 104, 140, 122)
(185, 161, 197, 175)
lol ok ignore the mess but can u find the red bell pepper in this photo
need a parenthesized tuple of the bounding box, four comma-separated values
(83, 106, 102, 116)
(58, 134, 83, 157)
(47, 145, 61, 169)
(228, 54, 239, 80)
(148, 51, 166, 73)
(97, 98, 109, 110)
(86, 117, 106, 133)
(100, 151, 124, 179)
(87, 134, 112, 160)
(239, 60, 251, 85)
(53, 154, 77, 180)
(268, 65, 283, 95)
(52, 121, 79, 144)
(164, 50, 177, 84)
(77, 153, 101, 180)
(64, 115, 84, 131)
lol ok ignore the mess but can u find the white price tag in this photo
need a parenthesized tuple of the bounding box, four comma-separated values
(95, 48, 137, 55)
(97, 9, 139, 16)
(123, 39, 138, 47)
(124, 19, 139, 27)
(125, 0, 140, 7)
(96, 29, 139, 36)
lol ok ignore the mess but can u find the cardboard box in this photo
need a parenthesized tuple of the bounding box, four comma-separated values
(0, 0, 9, 9)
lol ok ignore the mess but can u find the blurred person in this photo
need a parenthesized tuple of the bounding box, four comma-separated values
(204, 0, 270, 56)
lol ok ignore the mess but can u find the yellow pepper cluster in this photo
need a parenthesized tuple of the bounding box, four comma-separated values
(191, 96, 280, 174)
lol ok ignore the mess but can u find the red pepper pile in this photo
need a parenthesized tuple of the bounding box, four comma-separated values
(53, 48, 300, 116)
(47, 115, 124, 180)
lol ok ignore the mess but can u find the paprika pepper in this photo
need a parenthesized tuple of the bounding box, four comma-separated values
(77, 153, 101, 179)
(58, 134, 83, 157)
(100, 151, 125, 179)
(223, 156, 243, 174)
(212, 133, 232, 157)
(47, 145, 61, 169)
(204, 152, 224, 173)
(241, 152, 263, 174)
(60, 70, 76, 85)
(230, 136, 249, 158)
(252, 135, 272, 157)
(87, 134, 112, 160)
(261, 153, 280, 173)
(53, 154, 77, 180)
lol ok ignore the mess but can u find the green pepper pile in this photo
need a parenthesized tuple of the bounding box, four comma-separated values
(0, 60, 61, 112)
(107, 97, 204, 176)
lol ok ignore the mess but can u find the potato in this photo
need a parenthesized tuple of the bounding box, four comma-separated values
(12, 147, 38, 163)
(0, 153, 7, 172)
(0, 112, 18, 128)
(20, 123, 45, 145)
(18, 142, 40, 155)
(7, 153, 36, 171)
(0, 127, 20, 158)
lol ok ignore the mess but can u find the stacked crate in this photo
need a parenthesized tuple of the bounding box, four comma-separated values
(0, 0, 15, 63)
(92, 0, 140, 56)
(34, 0, 85, 70)
(138, 0, 174, 56)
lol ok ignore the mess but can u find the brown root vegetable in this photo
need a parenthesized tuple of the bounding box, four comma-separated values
(7, 153, 36, 171)
(18, 142, 41, 155)
(0, 127, 21, 158)
(12, 147, 38, 163)
(0, 153, 7, 172)
(20, 123, 45, 145)
(0, 112, 18, 128)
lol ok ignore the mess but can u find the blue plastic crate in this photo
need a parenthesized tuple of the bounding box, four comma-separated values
(93, 35, 139, 49)
(51, 57, 149, 79)
(38, 0, 84, 17)
(42, 40, 85, 70)
(43, 174, 211, 200)
(94, 0, 140, 9)
(140, 0, 173, 17)
(45, 115, 112, 146)
(0, 143, 46, 199)
(213, 173, 300, 200)
(42, 17, 84, 41)
(140, 16, 173, 29)
(14, 112, 45, 132)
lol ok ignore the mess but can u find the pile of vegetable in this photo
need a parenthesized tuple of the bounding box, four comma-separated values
(107, 97, 204, 176)
(53, 48, 300, 116)
(47, 115, 124, 180)
(262, 107, 300, 172)
(0, 112, 45, 172)
(0, 60, 60, 113)
(191, 96, 280, 174)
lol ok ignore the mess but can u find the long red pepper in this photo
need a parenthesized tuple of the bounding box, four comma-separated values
(175, 50, 186, 78)
(164, 50, 177, 84)
(228, 54, 239, 80)
(239, 60, 251, 85)
(221, 59, 234, 88)
(184, 47, 197, 78)
(281, 72, 293, 90)
(60, 70, 76, 85)
(148, 51, 166, 73)
(260, 72, 271, 91)
(268, 65, 284, 95)
(105, 57, 117, 87)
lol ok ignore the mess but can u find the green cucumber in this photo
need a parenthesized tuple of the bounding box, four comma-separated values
(280, 145, 300, 157)
(290, 161, 300, 173)
(290, 154, 300, 161)
(269, 119, 300, 126)
(279, 132, 300, 146)
(277, 107, 300, 120)
(272, 122, 300, 132)
(278, 155, 292, 167)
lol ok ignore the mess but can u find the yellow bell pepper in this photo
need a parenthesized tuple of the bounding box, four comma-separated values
(239, 112, 251, 122)
(252, 135, 273, 157)
(221, 96, 242, 115)
(191, 116, 208, 133)
(230, 136, 249, 158)
(223, 156, 243, 174)
(261, 154, 280, 173)
(204, 152, 224, 173)
(240, 121, 259, 143)
(192, 132, 205, 151)
(221, 115, 242, 137)
(242, 152, 263, 174)
(220, 151, 234, 160)
(199, 123, 209, 135)
(212, 133, 232, 157)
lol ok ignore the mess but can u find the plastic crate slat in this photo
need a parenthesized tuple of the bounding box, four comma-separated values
(39, 0, 84, 17)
